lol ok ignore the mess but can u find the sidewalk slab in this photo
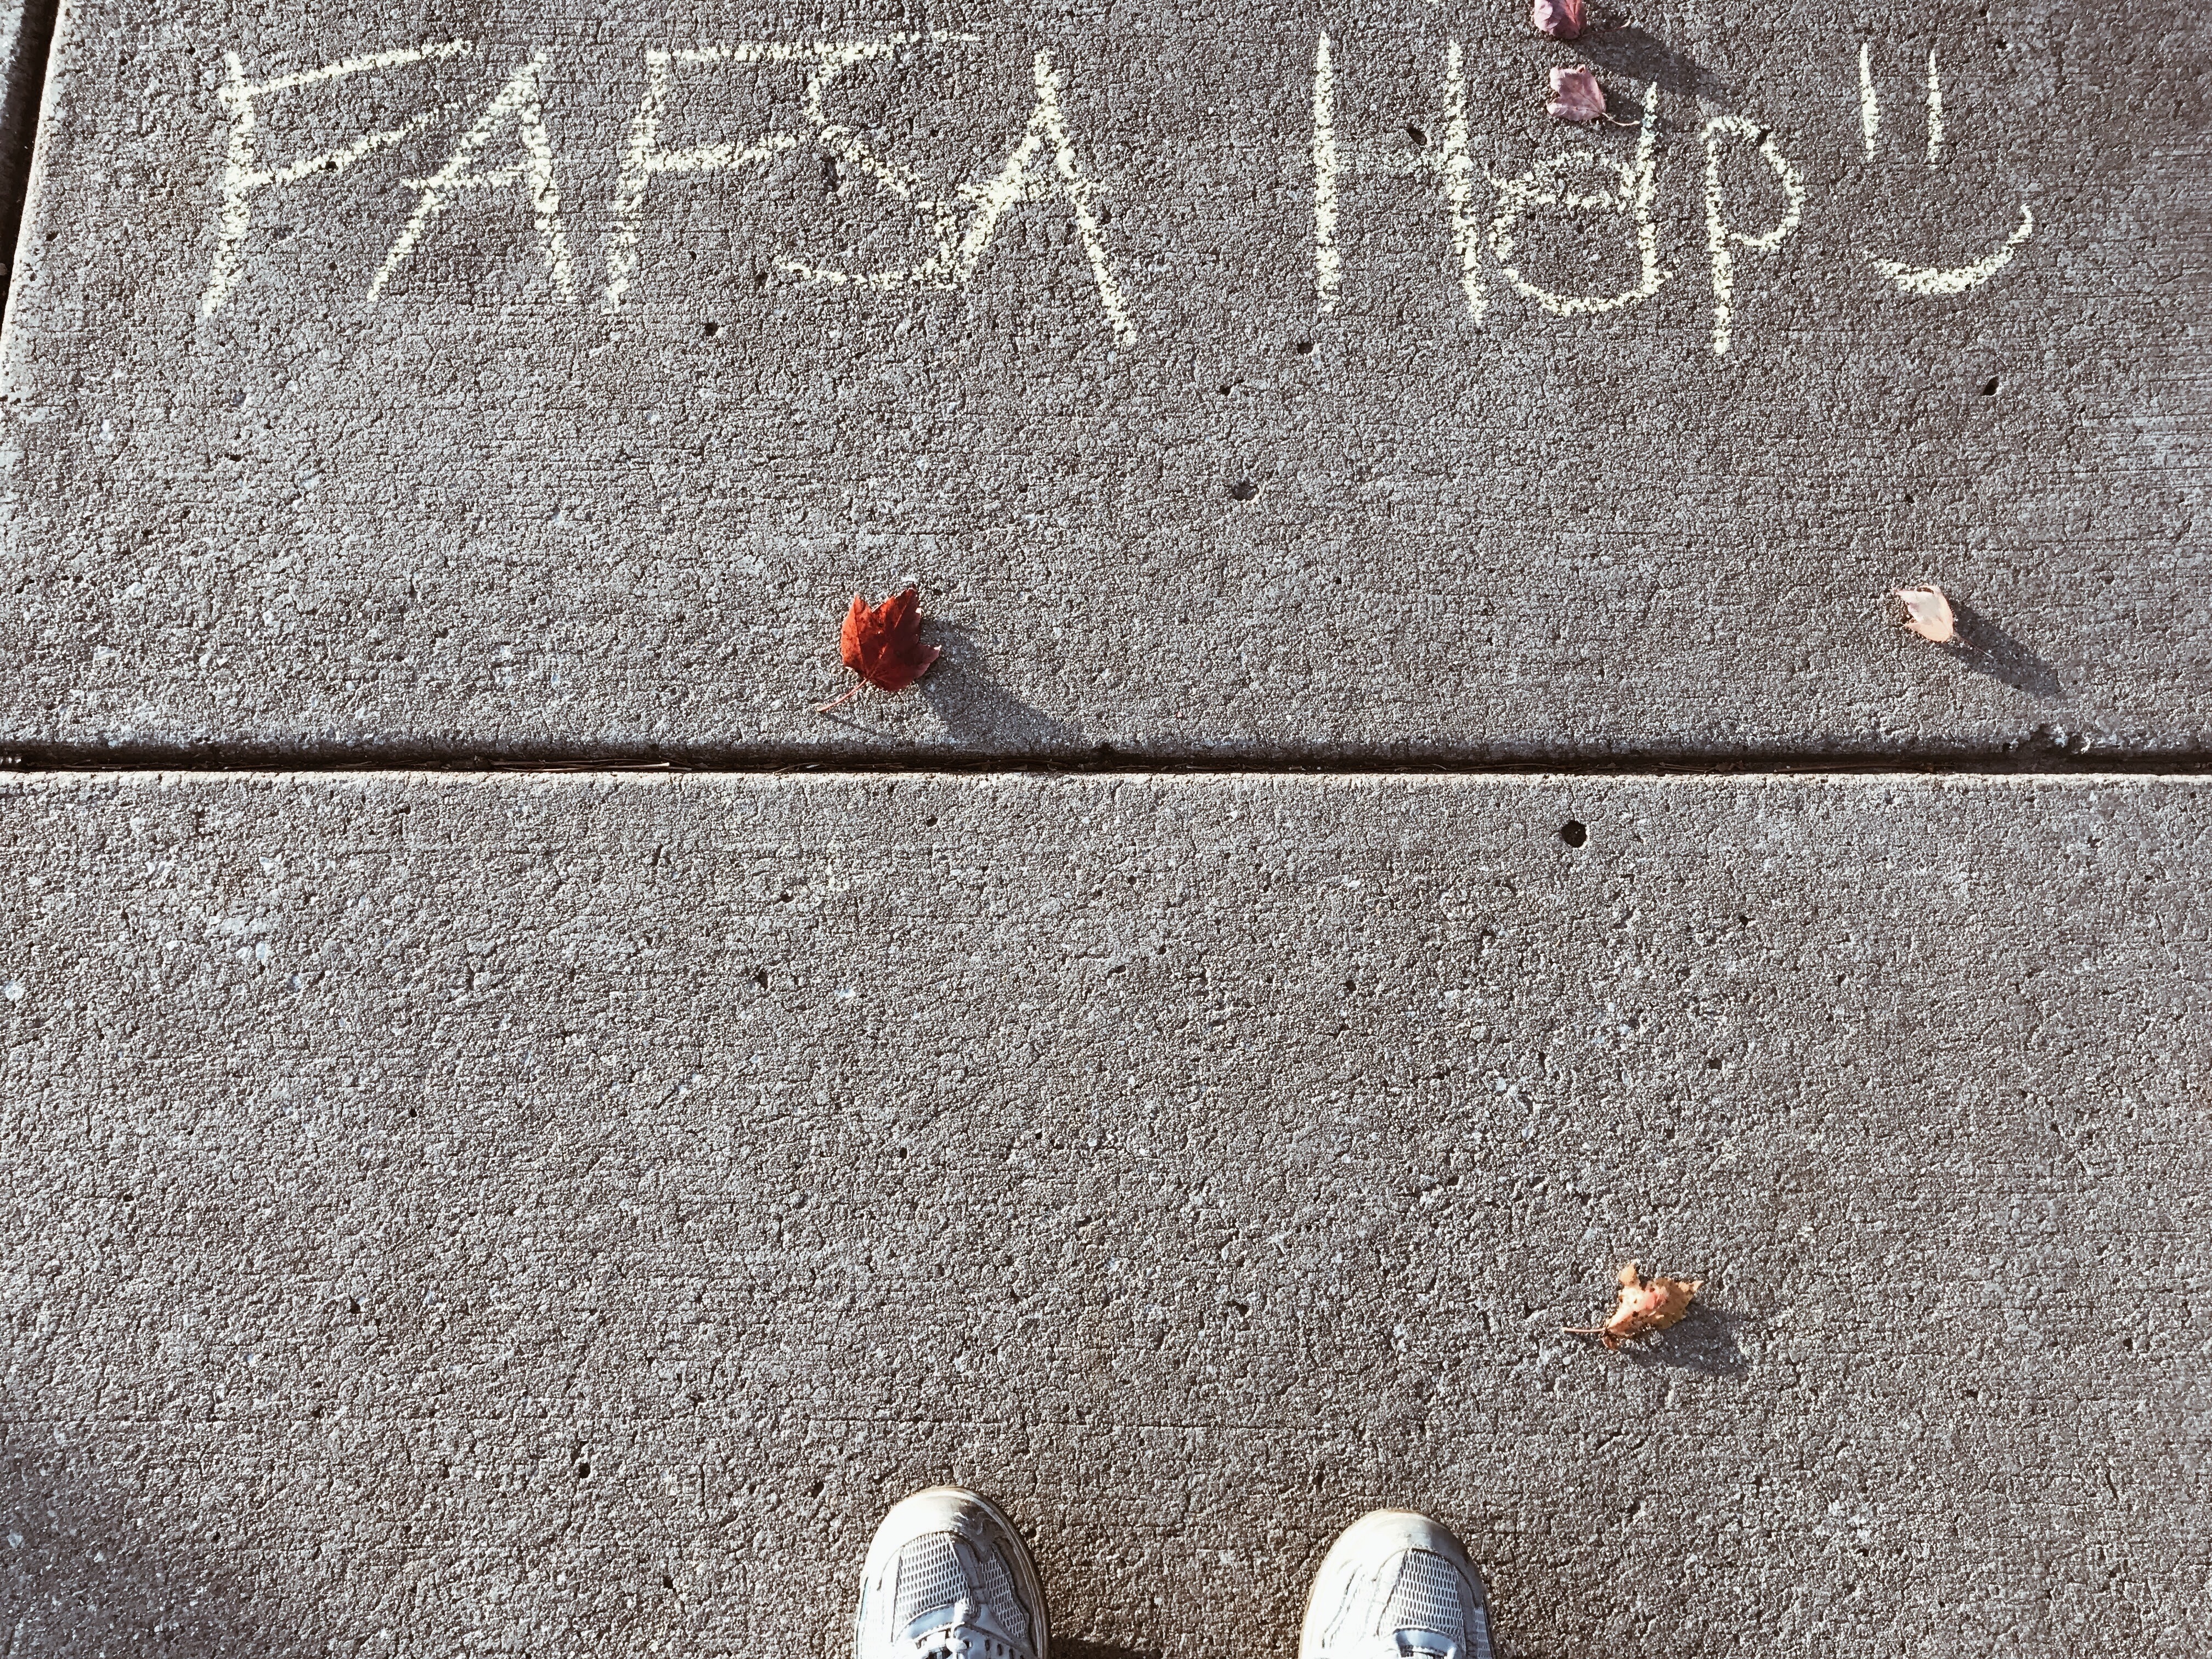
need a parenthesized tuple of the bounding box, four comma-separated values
(3, 771, 2207, 1655)
(2, 3, 2205, 758)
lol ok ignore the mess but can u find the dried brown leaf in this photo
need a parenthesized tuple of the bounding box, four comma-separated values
(1564, 1261, 1702, 1351)
(1532, 0, 1588, 41)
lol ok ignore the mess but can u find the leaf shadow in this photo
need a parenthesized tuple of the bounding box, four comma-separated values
(1622, 1303, 1754, 1378)
(1577, 26, 1733, 108)
(2, 1453, 323, 1656)
(1944, 601, 2066, 702)
(917, 620, 1089, 752)
(1058, 1641, 1165, 1659)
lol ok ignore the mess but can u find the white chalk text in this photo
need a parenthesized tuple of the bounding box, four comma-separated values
(202, 34, 2038, 353)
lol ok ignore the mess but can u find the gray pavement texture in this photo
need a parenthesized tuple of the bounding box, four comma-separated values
(5, 771, 2210, 1656)
(1, 3, 2205, 760)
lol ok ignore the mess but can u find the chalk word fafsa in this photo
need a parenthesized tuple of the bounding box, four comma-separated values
(202, 33, 2034, 354)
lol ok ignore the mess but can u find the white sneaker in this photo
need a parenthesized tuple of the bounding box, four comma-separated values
(1300, 1510, 1494, 1659)
(853, 1487, 1049, 1659)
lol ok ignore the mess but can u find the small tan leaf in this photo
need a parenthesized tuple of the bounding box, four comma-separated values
(1565, 1261, 1702, 1351)
(1897, 585, 1957, 644)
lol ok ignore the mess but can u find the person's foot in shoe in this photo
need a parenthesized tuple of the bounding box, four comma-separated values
(1300, 1509, 1493, 1659)
(853, 1487, 1049, 1659)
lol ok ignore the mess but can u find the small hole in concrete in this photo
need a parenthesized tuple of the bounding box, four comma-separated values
(1560, 820, 1588, 848)
(1981, 376, 1999, 395)
(1406, 124, 1427, 145)
(754, 968, 769, 988)
(703, 320, 720, 337)
(1294, 340, 1314, 356)
(1229, 479, 1260, 501)
(923, 815, 938, 827)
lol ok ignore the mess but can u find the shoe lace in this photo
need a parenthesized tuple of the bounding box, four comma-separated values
(906, 1595, 1018, 1659)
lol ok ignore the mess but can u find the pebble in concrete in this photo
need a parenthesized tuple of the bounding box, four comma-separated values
(3, 772, 2206, 1655)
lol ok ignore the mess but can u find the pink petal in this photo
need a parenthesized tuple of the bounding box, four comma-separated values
(1897, 586, 1957, 645)
(1546, 65, 1607, 124)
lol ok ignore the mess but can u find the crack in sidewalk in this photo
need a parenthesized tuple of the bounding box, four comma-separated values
(2, 741, 2207, 780)
(0, 0, 61, 328)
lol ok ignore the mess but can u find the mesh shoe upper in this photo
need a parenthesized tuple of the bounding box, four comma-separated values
(855, 1489, 1046, 1659)
(1376, 1549, 1473, 1654)
(891, 1534, 972, 1630)
(1302, 1513, 1493, 1659)
(973, 1538, 1031, 1649)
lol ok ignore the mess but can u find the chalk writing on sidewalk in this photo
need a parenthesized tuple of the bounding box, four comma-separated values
(199, 34, 2038, 354)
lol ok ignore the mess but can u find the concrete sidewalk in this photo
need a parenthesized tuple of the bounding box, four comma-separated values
(4, 4, 2207, 1654)
(2, 2, 2204, 759)
(4, 771, 2206, 1656)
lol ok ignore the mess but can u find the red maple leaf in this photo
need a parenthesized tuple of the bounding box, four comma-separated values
(817, 586, 942, 711)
